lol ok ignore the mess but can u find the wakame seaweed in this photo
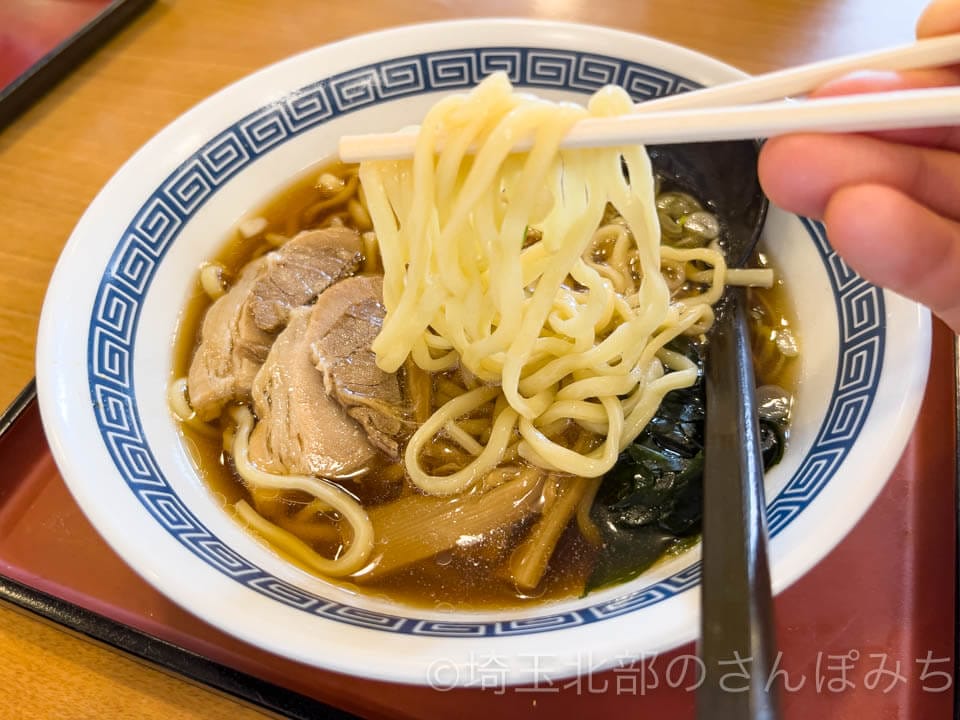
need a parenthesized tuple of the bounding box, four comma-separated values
(585, 336, 787, 593)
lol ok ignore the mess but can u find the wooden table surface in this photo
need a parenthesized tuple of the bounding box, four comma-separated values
(0, 0, 936, 717)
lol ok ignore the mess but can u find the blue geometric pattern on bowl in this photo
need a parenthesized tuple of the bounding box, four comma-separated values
(86, 47, 884, 637)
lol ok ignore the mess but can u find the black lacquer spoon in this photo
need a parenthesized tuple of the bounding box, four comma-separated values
(650, 142, 778, 720)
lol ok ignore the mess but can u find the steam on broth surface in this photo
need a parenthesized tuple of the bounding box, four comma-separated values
(170, 76, 797, 610)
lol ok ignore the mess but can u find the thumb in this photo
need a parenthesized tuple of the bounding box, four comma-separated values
(823, 183, 960, 333)
(916, 0, 960, 37)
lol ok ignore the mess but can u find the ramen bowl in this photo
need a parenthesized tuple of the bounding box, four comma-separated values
(35, 19, 930, 686)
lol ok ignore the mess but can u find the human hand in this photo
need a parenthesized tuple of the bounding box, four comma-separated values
(757, 0, 960, 333)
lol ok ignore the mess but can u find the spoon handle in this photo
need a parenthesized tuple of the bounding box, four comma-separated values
(698, 288, 780, 720)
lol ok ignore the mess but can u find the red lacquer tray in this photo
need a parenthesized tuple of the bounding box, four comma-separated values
(1, 322, 956, 719)
(0, 0, 154, 130)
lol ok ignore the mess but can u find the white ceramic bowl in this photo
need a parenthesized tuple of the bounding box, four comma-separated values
(36, 19, 930, 687)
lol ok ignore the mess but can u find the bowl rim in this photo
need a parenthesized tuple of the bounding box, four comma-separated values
(35, 17, 932, 686)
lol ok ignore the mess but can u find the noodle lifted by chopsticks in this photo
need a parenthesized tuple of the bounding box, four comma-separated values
(360, 72, 727, 494)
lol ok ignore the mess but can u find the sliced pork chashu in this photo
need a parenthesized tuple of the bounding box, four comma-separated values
(186, 227, 363, 421)
(187, 257, 274, 421)
(248, 227, 362, 333)
(308, 275, 414, 460)
(248, 306, 377, 478)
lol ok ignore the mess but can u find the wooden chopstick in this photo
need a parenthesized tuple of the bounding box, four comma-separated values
(641, 31, 960, 111)
(339, 86, 960, 162)
(338, 33, 960, 163)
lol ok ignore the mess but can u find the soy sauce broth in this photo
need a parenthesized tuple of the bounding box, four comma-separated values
(172, 160, 799, 611)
